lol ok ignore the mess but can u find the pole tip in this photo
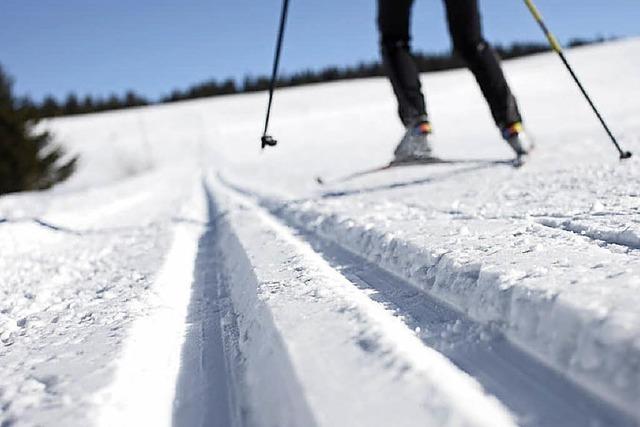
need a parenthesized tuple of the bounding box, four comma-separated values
(261, 135, 277, 149)
(620, 151, 632, 160)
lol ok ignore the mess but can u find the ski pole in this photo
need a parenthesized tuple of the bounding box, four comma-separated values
(261, 0, 290, 149)
(522, 0, 632, 160)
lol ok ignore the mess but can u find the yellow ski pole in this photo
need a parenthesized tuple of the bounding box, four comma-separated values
(522, 0, 631, 159)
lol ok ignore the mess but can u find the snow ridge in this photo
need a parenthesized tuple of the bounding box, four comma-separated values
(275, 201, 640, 419)
(538, 217, 640, 251)
(209, 175, 520, 427)
(217, 174, 640, 422)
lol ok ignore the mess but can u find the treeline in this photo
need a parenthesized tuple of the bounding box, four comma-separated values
(164, 41, 555, 101)
(27, 37, 610, 119)
(19, 90, 149, 119)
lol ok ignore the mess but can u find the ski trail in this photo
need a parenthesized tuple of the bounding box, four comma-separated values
(398, 200, 640, 254)
(173, 179, 318, 427)
(172, 183, 243, 427)
(537, 217, 640, 251)
(94, 198, 204, 427)
(208, 174, 517, 427)
(215, 173, 638, 426)
(281, 222, 635, 427)
(244, 195, 640, 418)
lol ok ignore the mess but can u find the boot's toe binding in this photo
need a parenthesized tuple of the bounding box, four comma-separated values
(502, 122, 533, 156)
(393, 119, 433, 162)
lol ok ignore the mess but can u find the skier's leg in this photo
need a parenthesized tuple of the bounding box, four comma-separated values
(443, 0, 521, 128)
(377, 0, 427, 127)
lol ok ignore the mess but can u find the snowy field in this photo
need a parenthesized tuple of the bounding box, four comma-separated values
(1, 39, 640, 426)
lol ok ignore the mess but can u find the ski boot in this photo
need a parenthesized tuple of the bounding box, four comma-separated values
(393, 116, 433, 163)
(502, 122, 533, 166)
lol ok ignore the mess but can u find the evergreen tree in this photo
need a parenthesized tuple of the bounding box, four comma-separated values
(82, 95, 95, 114)
(63, 93, 80, 115)
(124, 90, 148, 108)
(104, 94, 121, 110)
(40, 95, 61, 118)
(0, 65, 77, 195)
(219, 79, 237, 95)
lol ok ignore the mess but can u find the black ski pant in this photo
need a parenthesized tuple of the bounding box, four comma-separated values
(377, 0, 522, 129)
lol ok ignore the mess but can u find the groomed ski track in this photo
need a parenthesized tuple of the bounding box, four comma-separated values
(94, 172, 636, 426)
(204, 173, 637, 427)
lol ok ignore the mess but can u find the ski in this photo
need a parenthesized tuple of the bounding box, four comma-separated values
(316, 156, 517, 185)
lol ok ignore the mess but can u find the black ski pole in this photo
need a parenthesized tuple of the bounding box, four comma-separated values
(523, 0, 631, 160)
(261, 0, 290, 149)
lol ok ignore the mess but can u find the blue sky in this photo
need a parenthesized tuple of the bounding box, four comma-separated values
(2, 0, 637, 101)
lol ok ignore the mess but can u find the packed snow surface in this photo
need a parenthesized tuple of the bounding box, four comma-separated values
(1, 39, 640, 426)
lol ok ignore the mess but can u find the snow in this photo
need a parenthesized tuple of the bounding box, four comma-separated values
(210, 176, 517, 427)
(95, 181, 205, 427)
(1, 39, 640, 426)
